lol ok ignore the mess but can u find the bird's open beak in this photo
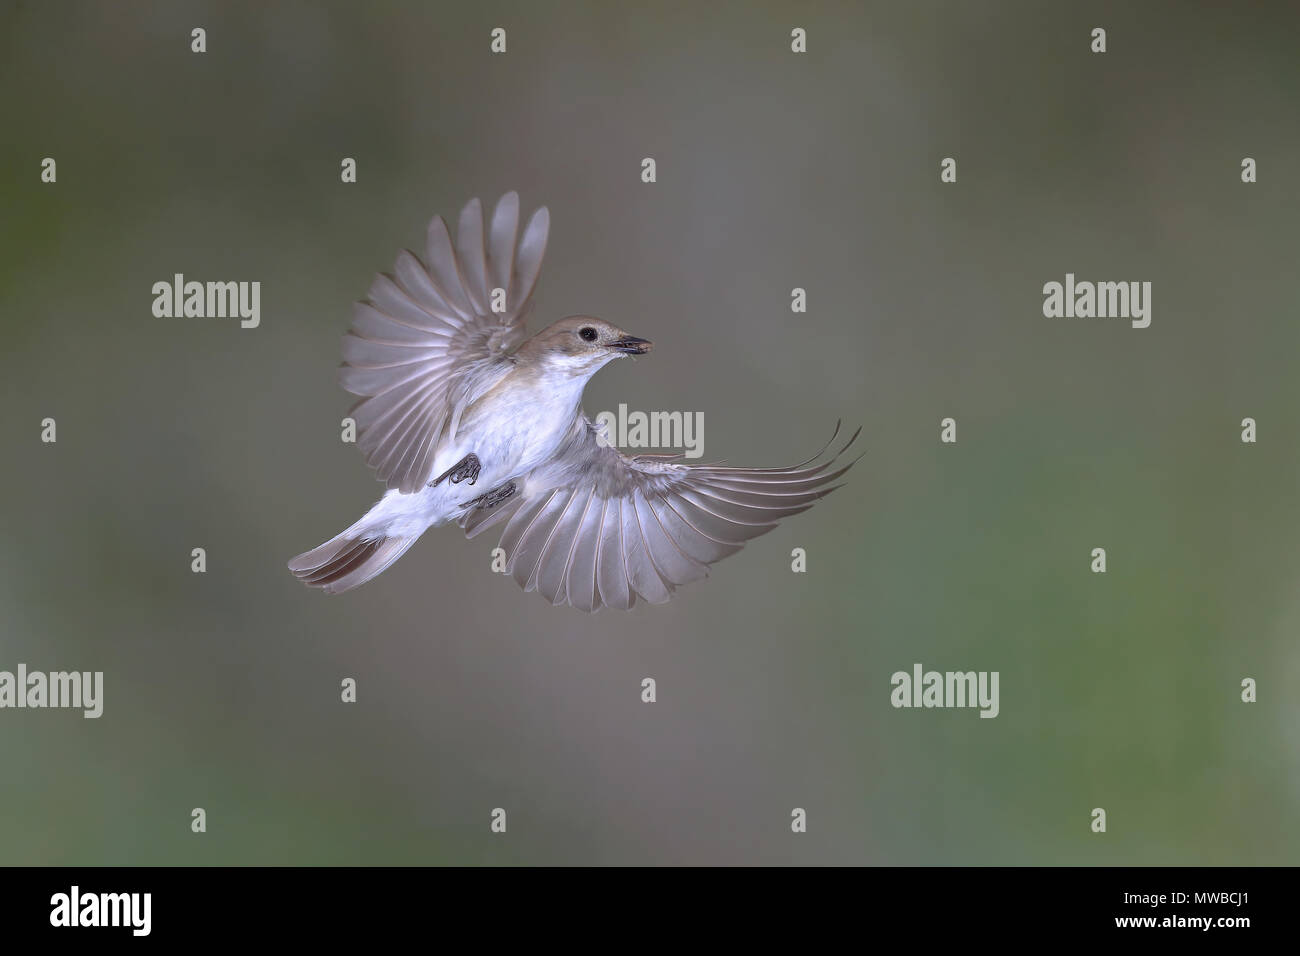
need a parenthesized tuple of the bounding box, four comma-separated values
(609, 335, 653, 355)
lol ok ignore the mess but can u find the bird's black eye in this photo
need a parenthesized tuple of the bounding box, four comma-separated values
(579, 326, 598, 342)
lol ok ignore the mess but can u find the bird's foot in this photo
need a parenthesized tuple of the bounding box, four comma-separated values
(429, 453, 481, 488)
(469, 481, 516, 510)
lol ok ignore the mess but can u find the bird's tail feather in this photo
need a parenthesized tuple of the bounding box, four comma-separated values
(288, 522, 420, 594)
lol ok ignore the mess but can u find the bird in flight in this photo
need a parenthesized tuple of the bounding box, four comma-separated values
(288, 193, 859, 609)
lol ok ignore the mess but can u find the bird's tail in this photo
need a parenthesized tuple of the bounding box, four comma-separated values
(287, 514, 421, 594)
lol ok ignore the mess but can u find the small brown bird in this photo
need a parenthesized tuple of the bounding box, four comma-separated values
(288, 193, 858, 609)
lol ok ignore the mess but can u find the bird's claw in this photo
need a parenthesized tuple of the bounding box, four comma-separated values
(429, 453, 481, 488)
(469, 481, 516, 510)
(450, 454, 480, 485)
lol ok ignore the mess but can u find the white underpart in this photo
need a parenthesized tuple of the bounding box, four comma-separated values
(359, 354, 617, 539)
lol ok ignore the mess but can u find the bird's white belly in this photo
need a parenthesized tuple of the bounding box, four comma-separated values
(458, 372, 585, 479)
(371, 384, 580, 535)
(479, 409, 573, 488)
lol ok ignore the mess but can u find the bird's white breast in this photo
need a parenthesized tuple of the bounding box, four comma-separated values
(458, 368, 587, 481)
(366, 362, 595, 535)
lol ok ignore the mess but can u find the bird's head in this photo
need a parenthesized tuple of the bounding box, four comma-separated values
(521, 315, 653, 378)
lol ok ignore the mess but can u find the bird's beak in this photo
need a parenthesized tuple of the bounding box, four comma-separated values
(609, 335, 653, 355)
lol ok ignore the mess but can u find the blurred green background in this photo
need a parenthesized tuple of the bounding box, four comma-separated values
(2, 0, 1297, 865)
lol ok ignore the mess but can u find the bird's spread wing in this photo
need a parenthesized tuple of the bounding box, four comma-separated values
(340, 192, 550, 493)
(459, 420, 861, 611)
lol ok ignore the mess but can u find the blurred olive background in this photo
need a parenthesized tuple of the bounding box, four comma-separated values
(1, 0, 1297, 865)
